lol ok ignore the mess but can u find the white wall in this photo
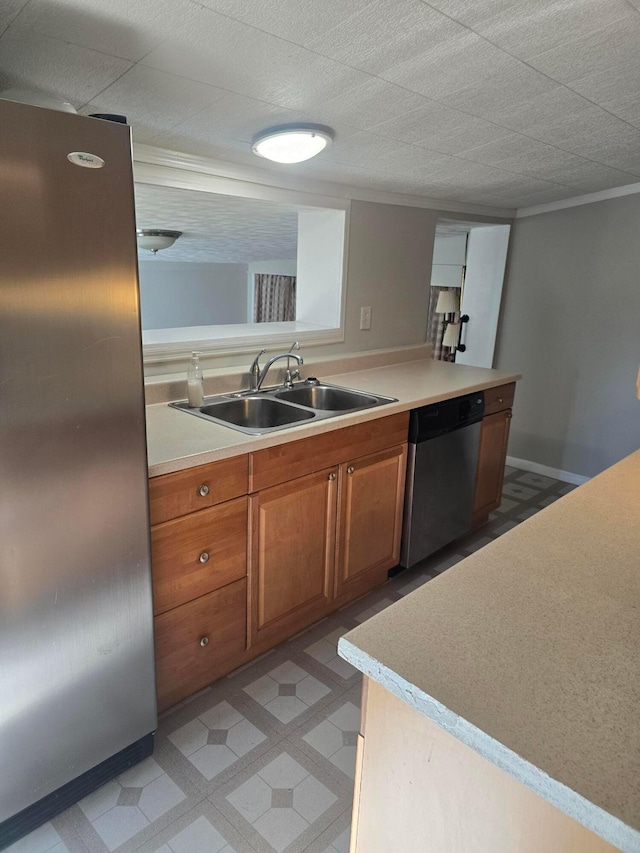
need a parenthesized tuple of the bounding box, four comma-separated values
(495, 194, 640, 478)
(296, 210, 345, 328)
(139, 261, 248, 329)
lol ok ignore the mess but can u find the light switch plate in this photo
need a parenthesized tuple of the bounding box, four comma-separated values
(360, 306, 371, 330)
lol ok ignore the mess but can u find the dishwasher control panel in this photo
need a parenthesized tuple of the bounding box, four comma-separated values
(409, 391, 484, 442)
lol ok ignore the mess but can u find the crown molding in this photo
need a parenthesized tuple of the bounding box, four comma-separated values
(132, 144, 515, 220)
(516, 181, 640, 218)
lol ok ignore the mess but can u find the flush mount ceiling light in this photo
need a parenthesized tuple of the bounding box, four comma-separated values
(136, 229, 182, 254)
(251, 124, 333, 164)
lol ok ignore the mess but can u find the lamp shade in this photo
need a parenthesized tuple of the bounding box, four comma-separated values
(442, 323, 459, 349)
(435, 290, 459, 314)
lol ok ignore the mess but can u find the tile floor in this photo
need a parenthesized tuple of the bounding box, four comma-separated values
(8, 467, 576, 853)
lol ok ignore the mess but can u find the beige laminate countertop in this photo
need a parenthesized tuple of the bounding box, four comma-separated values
(339, 450, 640, 853)
(146, 357, 519, 476)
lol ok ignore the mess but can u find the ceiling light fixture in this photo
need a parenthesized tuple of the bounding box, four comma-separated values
(251, 124, 333, 164)
(136, 229, 182, 254)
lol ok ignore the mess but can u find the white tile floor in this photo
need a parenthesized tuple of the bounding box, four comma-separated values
(7, 468, 574, 853)
(302, 703, 360, 780)
(244, 662, 332, 725)
(169, 702, 267, 781)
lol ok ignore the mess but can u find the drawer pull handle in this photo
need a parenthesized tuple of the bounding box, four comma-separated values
(347, 466, 355, 474)
(199, 636, 209, 647)
(199, 551, 210, 564)
(328, 472, 336, 481)
(497, 397, 504, 403)
(198, 484, 210, 497)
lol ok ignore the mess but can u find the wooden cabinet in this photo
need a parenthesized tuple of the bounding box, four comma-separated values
(250, 412, 409, 492)
(473, 383, 515, 527)
(147, 393, 521, 710)
(473, 410, 512, 521)
(350, 678, 617, 853)
(151, 496, 248, 616)
(149, 455, 249, 711)
(248, 416, 409, 650)
(154, 579, 247, 712)
(482, 381, 515, 417)
(249, 468, 338, 648)
(149, 454, 248, 525)
(149, 414, 410, 707)
(335, 445, 407, 603)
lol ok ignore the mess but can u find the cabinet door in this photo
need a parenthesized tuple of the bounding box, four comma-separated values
(154, 578, 247, 712)
(335, 444, 407, 602)
(250, 468, 337, 647)
(473, 410, 512, 525)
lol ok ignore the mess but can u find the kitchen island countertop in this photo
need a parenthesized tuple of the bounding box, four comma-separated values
(339, 449, 640, 853)
(146, 357, 519, 476)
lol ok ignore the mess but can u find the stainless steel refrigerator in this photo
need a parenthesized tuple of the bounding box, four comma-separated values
(0, 98, 156, 848)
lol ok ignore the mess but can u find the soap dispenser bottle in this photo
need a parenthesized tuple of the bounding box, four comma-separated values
(187, 351, 204, 408)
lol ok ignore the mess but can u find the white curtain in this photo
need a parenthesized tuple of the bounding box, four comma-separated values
(254, 274, 296, 322)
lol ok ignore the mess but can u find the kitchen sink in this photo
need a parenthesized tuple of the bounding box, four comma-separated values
(170, 381, 397, 435)
(201, 396, 316, 430)
(172, 395, 315, 434)
(275, 384, 380, 411)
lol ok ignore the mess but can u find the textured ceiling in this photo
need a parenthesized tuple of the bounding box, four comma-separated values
(135, 184, 298, 263)
(3, 0, 640, 209)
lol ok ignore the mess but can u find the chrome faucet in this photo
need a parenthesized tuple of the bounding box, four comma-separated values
(283, 341, 302, 388)
(248, 348, 266, 391)
(254, 345, 303, 391)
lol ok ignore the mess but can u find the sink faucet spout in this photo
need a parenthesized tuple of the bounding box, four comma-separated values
(256, 351, 303, 391)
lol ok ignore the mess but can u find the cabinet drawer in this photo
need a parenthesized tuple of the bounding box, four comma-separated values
(154, 578, 247, 711)
(250, 412, 409, 492)
(151, 496, 248, 615)
(149, 454, 249, 524)
(483, 382, 515, 416)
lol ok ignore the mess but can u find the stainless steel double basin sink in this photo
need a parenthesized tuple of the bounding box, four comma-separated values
(170, 381, 397, 435)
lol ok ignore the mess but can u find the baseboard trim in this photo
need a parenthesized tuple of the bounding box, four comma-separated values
(506, 456, 590, 486)
(0, 733, 154, 851)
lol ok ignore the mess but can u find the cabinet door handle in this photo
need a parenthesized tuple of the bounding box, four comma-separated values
(198, 484, 210, 497)
(199, 636, 209, 647)
(328, 472, 336, 481)
(347, 466, 355, 474)
(199, 551, 210, 564)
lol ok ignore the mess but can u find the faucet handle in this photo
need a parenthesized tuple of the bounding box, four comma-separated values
(284, 368, 300, 388)
(288, 341, 300, 353)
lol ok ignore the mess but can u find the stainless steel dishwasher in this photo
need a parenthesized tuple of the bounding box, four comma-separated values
(400, 391, 485, 569)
